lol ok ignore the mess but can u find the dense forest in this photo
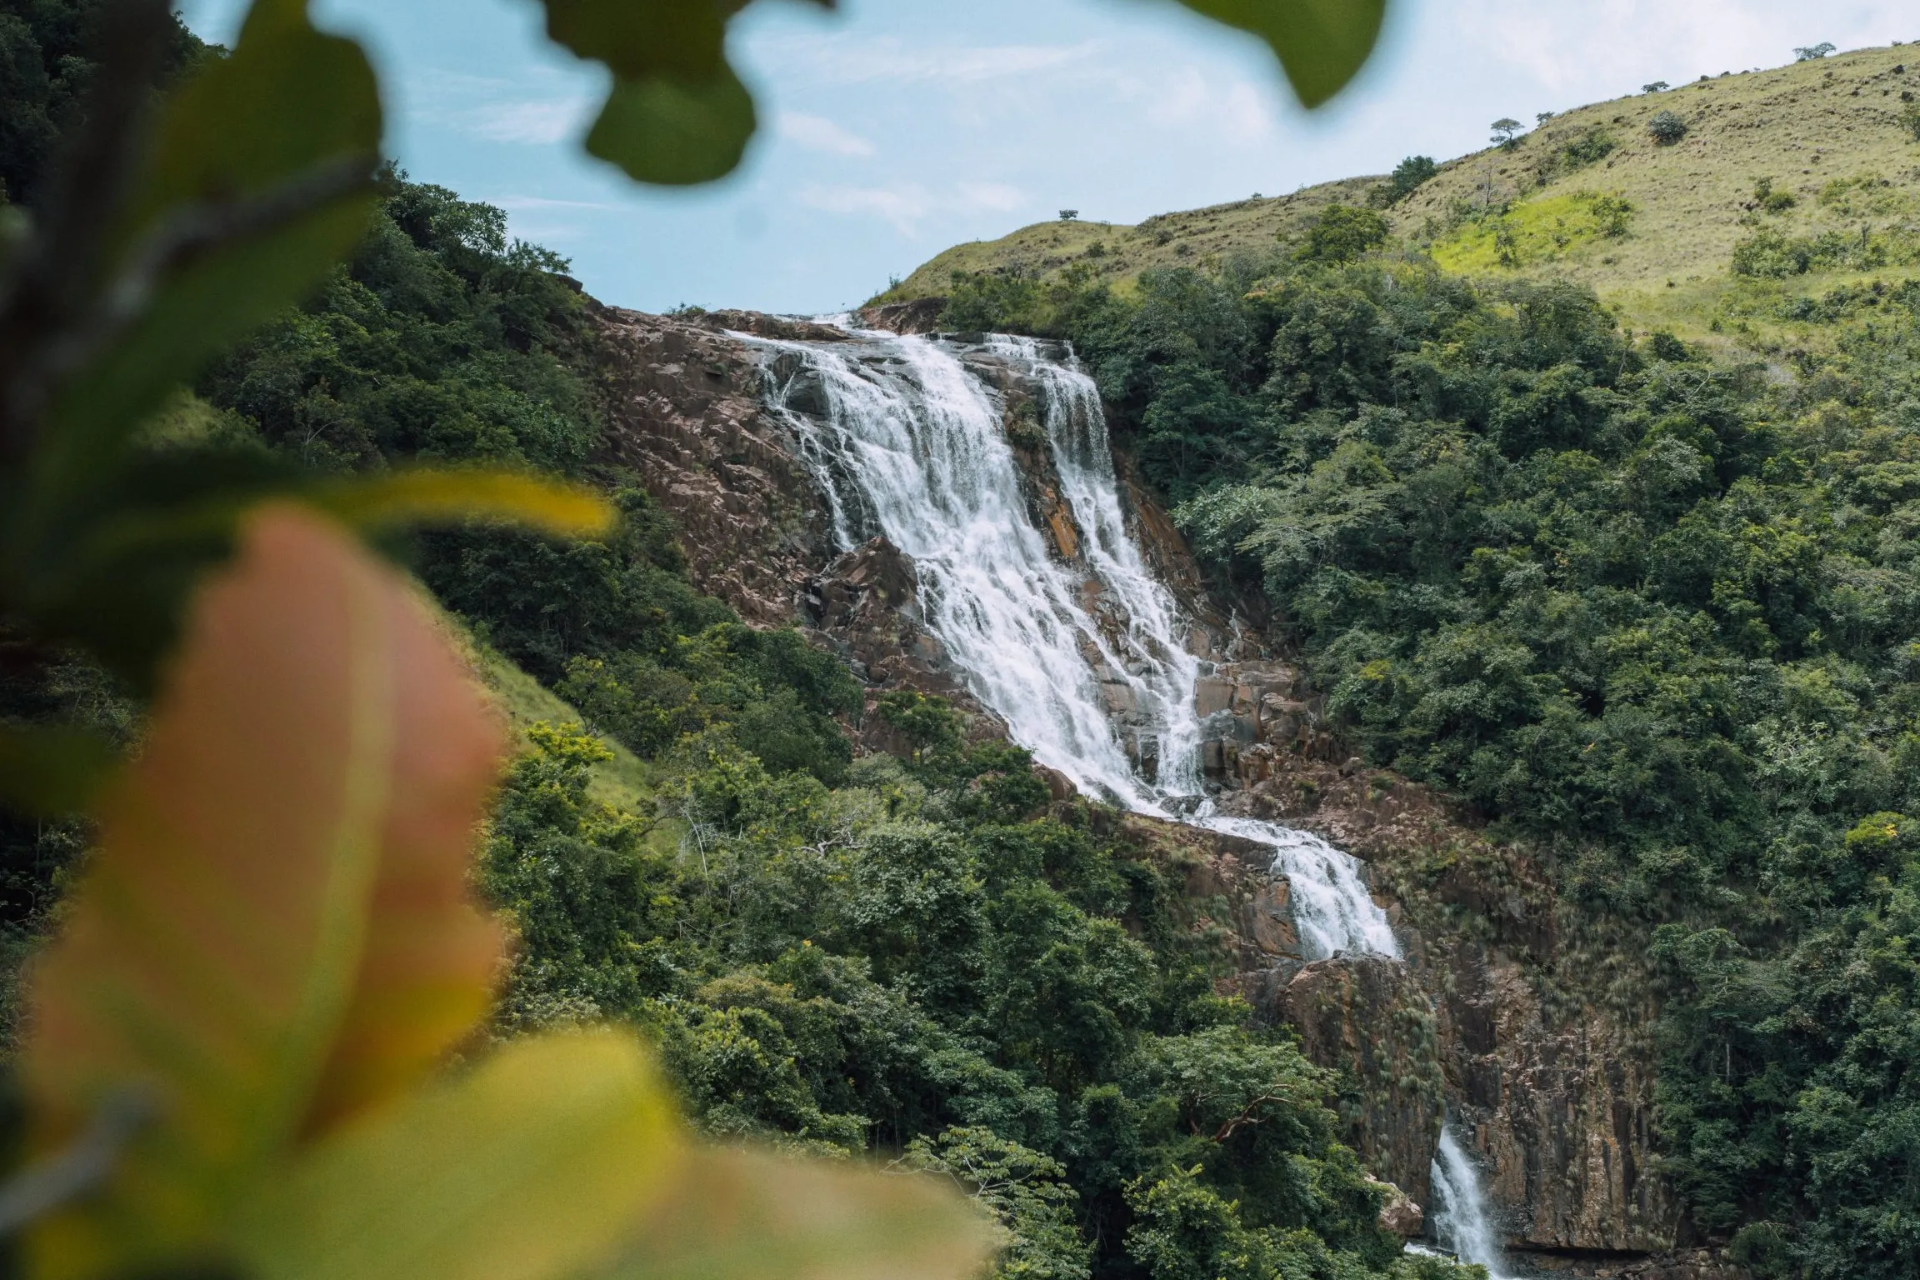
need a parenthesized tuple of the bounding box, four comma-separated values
(941, 200, 1920, 1277)
(9, 3, 1920, 1278)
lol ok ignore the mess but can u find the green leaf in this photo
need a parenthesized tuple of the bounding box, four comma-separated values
(0, 724, 117, 817)
(231, 1031, 684, 1280)
(539, 0, 729, 80)
(1167, 0, 1388, 107)
(594, 1145, 998, 1280)
(23, 457, 612, 690)
(587, 64, 758, 186)
(25, 0, 382, 536)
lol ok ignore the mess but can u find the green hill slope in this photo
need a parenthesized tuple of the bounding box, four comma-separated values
(880, 42, 1920, 336)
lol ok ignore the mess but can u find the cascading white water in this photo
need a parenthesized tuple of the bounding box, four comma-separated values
(1428, 1127, 1509, 1278)
(749, 323, 1401, 969)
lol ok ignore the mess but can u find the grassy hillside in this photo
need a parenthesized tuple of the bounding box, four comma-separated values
(879, 42, 1920, 339)
(880, 177, 1379, 304)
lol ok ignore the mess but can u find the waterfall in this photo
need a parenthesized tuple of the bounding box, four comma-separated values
(747, 321, 1515, 1268)
(748, 323, 1400, 959)
(1427, 1127, 1509, 1278)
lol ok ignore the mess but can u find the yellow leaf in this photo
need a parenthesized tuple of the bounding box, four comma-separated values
(312, 469, 616, 540)
(231, 1031, 684, 1280)
(22, 502, 507, 1279)
(594, 1145, 999, 1280)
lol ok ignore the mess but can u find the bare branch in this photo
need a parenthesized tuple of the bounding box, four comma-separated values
(1210, 1090, 1297, 1144)
(0, 1089, 154, 1234)
(0, 0, 174, 461)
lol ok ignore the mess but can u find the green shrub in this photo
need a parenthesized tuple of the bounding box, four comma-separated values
(1293, 205, 1391, 264)
(1648, 110, 1689, 145)
(1558, 128, 1618, 170)
(1751, 177, 1797, 214)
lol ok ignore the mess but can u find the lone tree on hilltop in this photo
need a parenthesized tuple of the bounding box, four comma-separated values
(1795, 42, 1836, 61)
(1491, 117, 1523, 147)
(1643, 81, 1670, 93)
(1648, 110, 1689, 145)
(1058, 209, 1079, 220)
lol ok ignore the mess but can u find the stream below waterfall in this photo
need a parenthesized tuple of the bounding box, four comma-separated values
(746, 322, 1506, 1275)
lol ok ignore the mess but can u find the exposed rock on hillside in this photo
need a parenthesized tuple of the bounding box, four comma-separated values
(592, 305, 831, 626)
(1274, 955, 1443, 1208)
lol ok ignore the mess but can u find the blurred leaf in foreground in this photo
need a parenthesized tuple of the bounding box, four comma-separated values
(15, 501, 994, 1280)
(22, 502, 509, 1280)
(529, 0, 1384, 186)
(1169, 0, 1388, 107)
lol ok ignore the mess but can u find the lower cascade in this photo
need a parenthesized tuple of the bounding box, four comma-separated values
(747, 322, 1506, 1266)
(1428, 1127, 1509, 1279)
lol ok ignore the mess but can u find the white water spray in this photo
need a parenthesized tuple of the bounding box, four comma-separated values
(758, 327, 1395, 968)
(750, 325, 1402, 959)
(1428, 1127, 1509, 1278)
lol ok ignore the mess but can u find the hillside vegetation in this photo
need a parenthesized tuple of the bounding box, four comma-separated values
(881, 43, 1920, 343)
(933, 148, 1920, 1273)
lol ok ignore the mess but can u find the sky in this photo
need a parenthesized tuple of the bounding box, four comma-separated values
(175, 0, 1919, 315)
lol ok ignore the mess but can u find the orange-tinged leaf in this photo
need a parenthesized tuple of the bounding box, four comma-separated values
(232, 1031, 685, 1280)
(594, 1145, 999, 1280)
(22, 502, 507, 1280)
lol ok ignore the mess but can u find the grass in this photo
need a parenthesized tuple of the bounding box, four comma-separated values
(877, 42, 1920, 342)
(434, 611, 659, 821)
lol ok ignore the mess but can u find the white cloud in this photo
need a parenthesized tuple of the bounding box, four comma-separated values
(1449, 0, 1910, 98)
(777, 111, 876, 156)
(1142, 68, 1277, 143)
(409, 67, 593, 145)
(492, 196, 617, 212)
(798, 184, 934, 234)
(796, 181, 1027, 234)
(467, 98, 588, 145)
(956, 182, 1026, 213)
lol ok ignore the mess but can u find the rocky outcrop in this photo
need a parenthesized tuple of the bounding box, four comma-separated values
(1211, 747, 1678, 1262)
(1275, 956, 1443, 1207)
(592, 306, 832, 626)
(856, 297, 947, 334)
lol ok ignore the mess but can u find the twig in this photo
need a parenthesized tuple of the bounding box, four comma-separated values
(0, 0, 174, 461)
(0, 1090, 155, 1236)
(40, 155, 375, 394)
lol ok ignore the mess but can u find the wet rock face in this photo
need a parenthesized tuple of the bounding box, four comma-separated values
(590, 307, 999, 731)
(1270, 955, 1443, 1207)
(1234, 757, 1680, 1260)
(1434, 945, 1673, 1256)
(803, 536, 1006, 748)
